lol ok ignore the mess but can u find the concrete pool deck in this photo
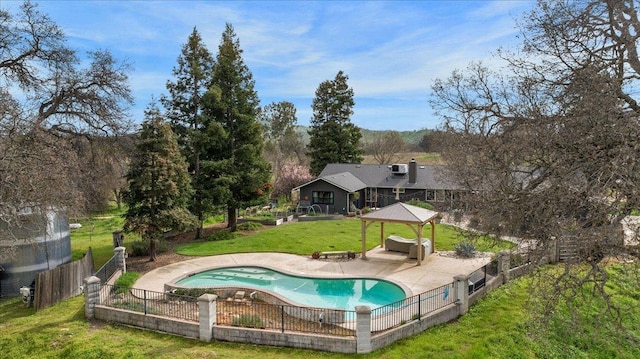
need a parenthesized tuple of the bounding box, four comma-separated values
(133, 246, 493, 296)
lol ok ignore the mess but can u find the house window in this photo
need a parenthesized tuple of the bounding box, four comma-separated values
(312, 191, 334, 204)
(426, 190, 435, 201)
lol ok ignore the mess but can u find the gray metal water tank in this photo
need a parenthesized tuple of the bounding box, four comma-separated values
(0, 209, 71, 298)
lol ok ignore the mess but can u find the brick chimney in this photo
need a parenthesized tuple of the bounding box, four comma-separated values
(409, 158, 417, 184)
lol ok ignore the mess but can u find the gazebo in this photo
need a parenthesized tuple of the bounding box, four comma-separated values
(360, 202, 440, 266)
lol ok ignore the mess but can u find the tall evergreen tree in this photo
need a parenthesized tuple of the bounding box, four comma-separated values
(162, 28, 215, 238)
(123, 104, 196, 261)
(308, 71, 363, 176)
(203, 23, 271, 231)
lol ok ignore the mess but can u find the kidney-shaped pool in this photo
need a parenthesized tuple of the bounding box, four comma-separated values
(174, 266, 406, 310)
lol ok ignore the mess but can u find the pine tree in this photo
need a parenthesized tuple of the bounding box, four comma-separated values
(203, 23, 271, 231)
(308, 71, 363, 176)
(123, 104, 196, 261)
(162, 27, 215, 238)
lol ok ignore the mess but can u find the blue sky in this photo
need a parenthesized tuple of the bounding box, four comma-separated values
(5, 0, 533, 131)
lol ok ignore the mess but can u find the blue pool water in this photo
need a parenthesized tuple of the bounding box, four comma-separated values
(175, 266, 406, 310)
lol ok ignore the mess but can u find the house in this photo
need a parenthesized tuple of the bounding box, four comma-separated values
(292, 159, 466, 215)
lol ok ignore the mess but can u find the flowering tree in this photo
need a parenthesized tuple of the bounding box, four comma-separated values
(272, 161, 314, 199)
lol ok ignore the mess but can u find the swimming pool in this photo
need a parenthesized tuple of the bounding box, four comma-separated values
(175, 266, 406, 310)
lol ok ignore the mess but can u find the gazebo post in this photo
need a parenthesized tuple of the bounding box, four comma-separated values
(431, 219, 436, 253)
(417, 225, 423, 266)
(380, 222, 385, 248)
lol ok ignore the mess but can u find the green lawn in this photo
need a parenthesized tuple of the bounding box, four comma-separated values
(175, 219, 512, 256)
(1, 210, 638, 358)
(69, 205, 141, 267)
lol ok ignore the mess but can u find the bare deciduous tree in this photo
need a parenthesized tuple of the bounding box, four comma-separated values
(1, 1, 132, 262)
(363, 131, 405, 164)
(431, 0, 640, 338)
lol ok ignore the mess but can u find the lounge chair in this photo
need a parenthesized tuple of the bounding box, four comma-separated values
(408, 240, 432, 260)
(385, 235, 430, 253)
(385, 235, 416, 252)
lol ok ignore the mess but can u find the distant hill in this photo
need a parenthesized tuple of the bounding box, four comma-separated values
(295, 126, 430, 146)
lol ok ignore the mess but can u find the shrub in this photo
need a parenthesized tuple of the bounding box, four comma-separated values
(406, 199, 434, 210)
(237, 221, 263, 231)
(455, 241, 477, 258)
(206, 230, 236, 241)
(115, 271, 140, 288)
(232, 314, 263, 328)
(130, 239, 168, 257)
(168, 288, 211, 298)
(510, 252, 528, 268)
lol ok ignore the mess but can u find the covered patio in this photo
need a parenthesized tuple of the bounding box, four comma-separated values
(360, 202, 440, 266)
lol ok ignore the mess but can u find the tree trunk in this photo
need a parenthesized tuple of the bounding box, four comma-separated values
(227, 206, 237, 232)
(113, 189, 123, 210)
(149, 238, 157, 261)
(195, 213, 203, 239)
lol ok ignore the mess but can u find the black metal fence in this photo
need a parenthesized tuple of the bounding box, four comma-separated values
(94, 254, 118, 283)
(371, 282, 456, 332)
(99, 284, 199, 322)
(99, 271, 492, 337)
(216, 299, 356, 337)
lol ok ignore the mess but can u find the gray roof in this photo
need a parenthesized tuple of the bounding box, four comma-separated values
(292, 171, 367, 192)
(319, 163, 462, 190)
(361, 202, 439, 224)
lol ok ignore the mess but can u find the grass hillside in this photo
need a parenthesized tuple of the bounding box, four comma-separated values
(1, 209, 638, 358)
(296, 126, 431, 147)
(362, 151, 442, 165)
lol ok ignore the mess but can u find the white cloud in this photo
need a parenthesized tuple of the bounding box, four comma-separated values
(24, 0, 534, 130)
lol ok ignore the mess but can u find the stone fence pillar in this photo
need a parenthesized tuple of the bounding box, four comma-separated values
(83, 276, 101, 319)
(198, 294, 217, 342)
(454, 274, 470, 315)
(114, 247, 126, 274)
(498, 250, 511, 283)
(356, 305, 372, 354)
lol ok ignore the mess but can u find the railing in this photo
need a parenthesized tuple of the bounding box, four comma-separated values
(98, 269, 494, 336)
(99, 284, 199, 322)
(94, 254, 118, 283)
(371, 282, 456, 332)
(216, 299, 356, 337)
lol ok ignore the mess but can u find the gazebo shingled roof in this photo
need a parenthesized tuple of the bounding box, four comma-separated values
(360, 202, 440, 266)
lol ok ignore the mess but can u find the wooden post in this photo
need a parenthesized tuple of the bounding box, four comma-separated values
(431, 219, 436, 253)
(416, 226, 423, 266)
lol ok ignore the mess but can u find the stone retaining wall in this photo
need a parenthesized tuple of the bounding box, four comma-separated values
(213, 327, 356, 353)
(94, 305, 199, 339)
(371, 305, 460, 351)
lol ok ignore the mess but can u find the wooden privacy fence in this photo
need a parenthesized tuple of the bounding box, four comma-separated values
(34, 248, 94, 311)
